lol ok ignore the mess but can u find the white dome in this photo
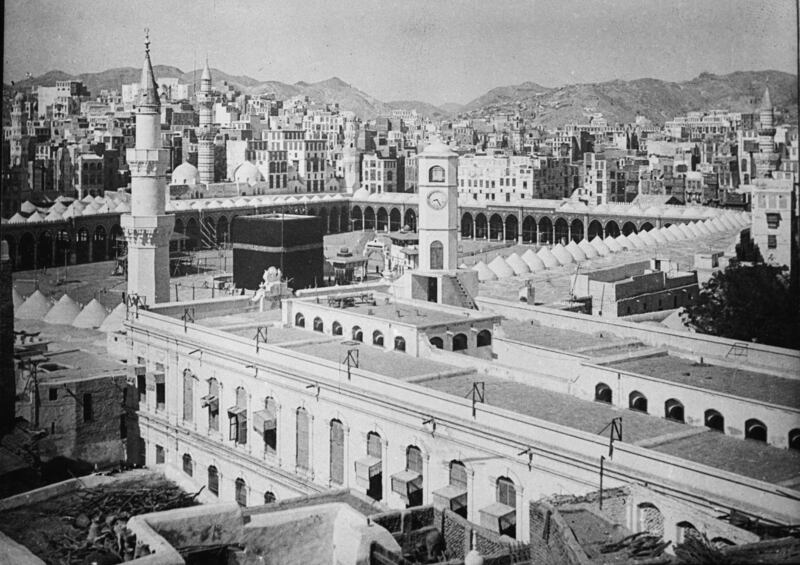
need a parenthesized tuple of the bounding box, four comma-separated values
(171, 161, 200, 186)
(233, 161, 262, 185)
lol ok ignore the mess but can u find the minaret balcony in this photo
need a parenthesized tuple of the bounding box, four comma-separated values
(127, 148, 170, 175)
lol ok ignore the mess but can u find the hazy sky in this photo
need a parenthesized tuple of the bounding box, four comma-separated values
(4, 0, 797, 104)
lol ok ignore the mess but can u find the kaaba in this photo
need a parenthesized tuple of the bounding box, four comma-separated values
(231, 214, 324, 291)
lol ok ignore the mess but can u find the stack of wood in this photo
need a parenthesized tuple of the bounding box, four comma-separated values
(49, 484, 203, 564)
(673, 533, 725, 564)
(600, 531, 671, 560)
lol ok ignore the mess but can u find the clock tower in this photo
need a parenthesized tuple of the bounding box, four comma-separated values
(417, 138, 458, 271)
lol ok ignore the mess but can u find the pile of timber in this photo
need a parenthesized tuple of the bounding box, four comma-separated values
(600, 531, 671, 560)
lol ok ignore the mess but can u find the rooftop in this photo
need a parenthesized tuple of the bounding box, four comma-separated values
(499, 319, 632, 354)
(607, 355, 800, 409)
(416, 373, 800, 485)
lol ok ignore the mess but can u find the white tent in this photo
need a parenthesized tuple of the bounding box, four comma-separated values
(638, 230, 658, 246)
(487, 256, 515, 279)
(12, 288, 24, 310)
(99, 302, 127, 333)
(16, 290, 52, 319)
(72, 298, 109, 329)
(604, 236, 623, 252)
(565, 240, 587, 261)
(521, 249, 546, 272)
(650, 228, 669, 244)
(589, 236, 611, 256)
(615, 234, 632, 249)
(626, 232, 647, 249)
(472, 260, 498, 282)
(44, 294, 82, 325)
(505, 253, 531, 275)
(537, 247, 560, 269)
(551, 244, 575, 266)
(578, 239, 599, 258)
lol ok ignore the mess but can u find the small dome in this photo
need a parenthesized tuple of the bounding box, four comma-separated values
(233, 161, 262, 185)
(171, 161, 200, 186)
(421, 136, 457, 157)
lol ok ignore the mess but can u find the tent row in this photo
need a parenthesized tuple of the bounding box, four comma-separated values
(166, 192, 346, 212)
(13, 289, 126, 331)
(472, 215, 748, 281)
(6, 192, 132, 224)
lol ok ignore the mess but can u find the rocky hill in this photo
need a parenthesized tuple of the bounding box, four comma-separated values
(461, 71, 798, 126)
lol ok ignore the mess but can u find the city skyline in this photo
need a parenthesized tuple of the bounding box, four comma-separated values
(4, 0, 798, 105)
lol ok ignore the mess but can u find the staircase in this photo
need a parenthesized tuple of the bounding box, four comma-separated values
(452, 274, 478, 310)
(199, 213, 218, 250)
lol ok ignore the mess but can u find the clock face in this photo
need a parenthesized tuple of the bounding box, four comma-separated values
(427, 190, 447, 210)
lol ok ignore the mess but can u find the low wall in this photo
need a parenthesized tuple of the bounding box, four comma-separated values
(0, 473, 114, 512)
(476, 296, 800, 377)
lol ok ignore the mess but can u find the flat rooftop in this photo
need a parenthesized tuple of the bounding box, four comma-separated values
(280, 338, 469, 381)
(416, 373, 800, 485)
(297, 297, 492, 328)
(607, 355, 800, 409)
(499, 319, 635, 354)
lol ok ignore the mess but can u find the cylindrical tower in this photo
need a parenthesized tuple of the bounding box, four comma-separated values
(121, 32, 175, 305)
(198, 60, 215, 184)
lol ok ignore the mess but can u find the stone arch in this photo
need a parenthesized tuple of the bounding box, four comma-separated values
(629, 391, 648, 413)
(185, 217, 200, 250)
(554, 217, 569, 245)
(216, 216, 229, 246)
(495, 476, 517, 538)
(640, 221, 654, 232)
(372, 330, 384, 347)
(636, 502, 664, 537)
(538, 217, 553, 244)
(376, 207, 388, 231)
(605, 220, 620, 238)
(92, 225, 107, 261)
(476, 329, 492, 347)
(622, 221, 637, 236)
(489, 213, 504, 241)
(182, 453, 193, 476)
(18, 232, 35, 270)
(595, 383, 612, 403)
(428, 165, 445, 182)
(352, 325, 363, 342)
(704, 409, 724, 432)
(389, 208, 401, 232)
(404, 208, 416, 232)
(452, 333, 468, 351)
(461, 212, 474, 238)
(332, 321, 343, 336)
(588, 220, 604, 240)
(522, 216, 537, 243)
(745, 418, 767, 442)
(570, 218, 584, 243)
(351, 205, 363, 231)
(665, 398, 685, 422)
(313, 316, 324, 332)
(394, 336, 406, 352)
(676, 521, 700, 544)
(174, 218, 185, 235)
(364, 206, 376, 230)
(2, 234, 16, 269)
(294, 312, 305, 327)
(235, 477, 247, 507)
(429, 336, 444, 349)
(38, 230, 54, 268)
(207, 465, 220, 495)
(475, 213, 488, 239)
(505, 214, 519, 241)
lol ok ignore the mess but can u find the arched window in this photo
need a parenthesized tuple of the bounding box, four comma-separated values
(429, 240, 444, 270)
(352, 326, 363, 342)
(704, 409, 724, 432)
(372, 330, 384, 347)
(664, 399, 685, 423)
(629, 391, 648, 413)
(295, 313, 305, 327)
(429, 336, 444, 349)
(366, 432, 383, 501)
(296, 407, 310, 470)
(182, 453, 193, 476)
(789, 429, 800, 451)
(313, 317, 323, 332)
(330, 419, 345, 485)
(263, 397, 278, 455)
(394, 336, 406, 352)
(452, 333, 468, 351)
(448, 461, 468, 518)
(235, 477, 247, 507)
(208, 465, 219, 496)
(495, 477, 517, 538)
(264, 491, 276, 504)
(205, 378, 219, 432)
(402, 445, 424, 507)
(477, 329, 492, 347)
(182, 369, 194, 423)
(429, 165, 445, 183)
(332, 321, 343, 336)
(595, 383, 612, 404)
(676, 521, 700, 544)
(636, 503, 664, 537)
(745, 418, 767, 442)
(229, 386, 248, 445)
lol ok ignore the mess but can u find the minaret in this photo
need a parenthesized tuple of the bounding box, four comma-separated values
(197, 59, 215, 184)
(755, 86, 779, 178)
(121, 32, 174, 305)
(343, 120, 360, 192)
(417, 138, 458, 272)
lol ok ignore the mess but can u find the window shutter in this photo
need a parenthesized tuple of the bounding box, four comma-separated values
(330, 420, 344, 484)
(296, 409, 309, 470)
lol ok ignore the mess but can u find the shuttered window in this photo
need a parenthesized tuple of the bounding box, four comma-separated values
(407, 446, 423, 473)
(296, 408, 310, 470)
(208, 379, 219, 431)
(182, 370, 194, 422)
(330, 419, 344, 485)
(265, 397, 277, 455)
(367, 432, 382, 459)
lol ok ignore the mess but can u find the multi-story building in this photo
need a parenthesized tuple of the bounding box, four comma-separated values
(749, 178, 797, 271)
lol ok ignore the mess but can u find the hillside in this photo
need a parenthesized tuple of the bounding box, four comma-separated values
(462, 71, 798, 126)
(386, 100, 453, 119)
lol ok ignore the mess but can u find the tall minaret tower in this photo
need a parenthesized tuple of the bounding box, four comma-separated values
(197, 59, 215, 184)
(755, 86, 779, 178)
(343, 120, 360, 192)
(121, 32, 174, 305)
(417, 138, 458, 272)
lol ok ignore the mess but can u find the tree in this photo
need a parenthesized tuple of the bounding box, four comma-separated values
(682, 263, 800, 349)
